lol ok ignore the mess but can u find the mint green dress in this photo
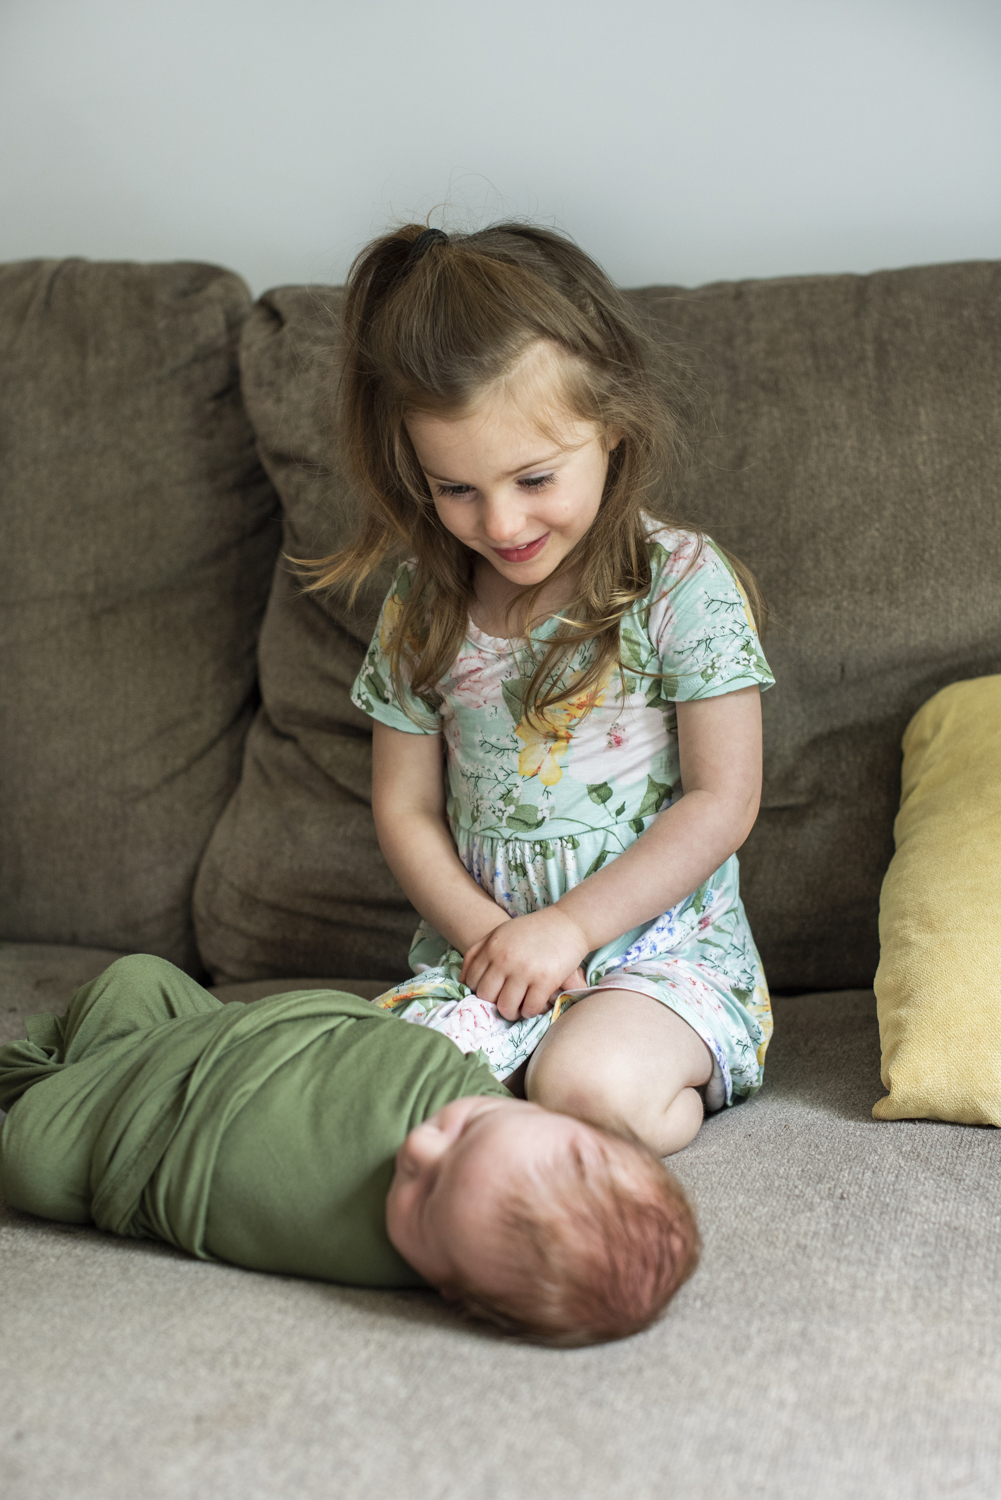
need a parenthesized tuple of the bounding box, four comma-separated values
(352, 525, 776, 1107)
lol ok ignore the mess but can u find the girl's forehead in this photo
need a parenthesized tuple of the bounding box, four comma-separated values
(490, 340, 584, 421)
(410, 395, 560, 448)
(407, 376, 597, 467)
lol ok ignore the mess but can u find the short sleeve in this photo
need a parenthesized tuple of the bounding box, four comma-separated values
(350, 564, 442, 735)
(646, 532, 775, 701)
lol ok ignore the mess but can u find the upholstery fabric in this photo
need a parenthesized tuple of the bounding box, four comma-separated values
(193, 288, 415, 981)
(873, 676, 1001, 1124)
(639, 263, 1001, 986)
(195, 263, 1001, 987)
(0, 261, 281, 973)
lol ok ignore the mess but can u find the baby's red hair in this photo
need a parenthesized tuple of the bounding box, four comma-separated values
(450, 1126, 700, 1346)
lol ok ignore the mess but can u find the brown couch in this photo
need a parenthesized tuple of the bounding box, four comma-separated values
(2, 256, 1000, 1500)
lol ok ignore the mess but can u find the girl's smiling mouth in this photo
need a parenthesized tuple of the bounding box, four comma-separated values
(491, 532, 551, 563)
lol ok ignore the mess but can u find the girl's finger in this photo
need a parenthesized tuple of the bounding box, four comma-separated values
(466, 961, 491, 999)
(459, 939, 483, 985)
(466, 945, 499, 994)
(520, 981, 554, 1019)
(495, 977, 528, 1022)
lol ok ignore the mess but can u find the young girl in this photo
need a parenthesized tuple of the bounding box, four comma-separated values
(317, 222, 774, 1158)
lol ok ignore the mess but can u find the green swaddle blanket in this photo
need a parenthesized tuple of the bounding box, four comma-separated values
(0, 955, 506, 1287)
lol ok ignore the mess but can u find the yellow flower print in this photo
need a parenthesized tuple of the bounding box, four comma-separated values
(751, 983, 774, 1062)
(515, 685, 606, 787)
(378, 593, 405, 652)
(516, 717, 573, 785)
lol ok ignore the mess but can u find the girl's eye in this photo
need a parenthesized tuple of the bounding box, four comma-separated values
(433, 473, 555, 498)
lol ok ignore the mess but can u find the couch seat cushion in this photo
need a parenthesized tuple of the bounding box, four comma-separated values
(3, 986, 1001, 1498)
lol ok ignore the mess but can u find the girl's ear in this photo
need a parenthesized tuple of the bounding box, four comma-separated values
(605, 426, 625, 452)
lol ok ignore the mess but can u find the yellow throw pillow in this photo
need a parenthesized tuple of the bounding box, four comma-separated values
(873, 676, 1001, 1125)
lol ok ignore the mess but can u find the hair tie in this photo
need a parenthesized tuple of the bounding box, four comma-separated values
(402, 227, 449, 276)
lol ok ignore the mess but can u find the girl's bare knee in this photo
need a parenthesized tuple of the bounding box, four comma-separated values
(528, 1043, 618, 1124)
(529, 1047, 657, 1141)
(658, 1086, 705, 1155)
(528, 1044, 705, 1156)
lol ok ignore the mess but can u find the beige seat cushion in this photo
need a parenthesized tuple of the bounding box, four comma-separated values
(873, 677, 1001, 1125)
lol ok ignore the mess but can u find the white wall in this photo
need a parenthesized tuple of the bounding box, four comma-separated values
(1, 0, 998, 294)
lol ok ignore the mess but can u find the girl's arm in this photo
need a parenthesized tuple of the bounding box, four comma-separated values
(371, 721, 512, 953)
(461, 686, 763, 1019)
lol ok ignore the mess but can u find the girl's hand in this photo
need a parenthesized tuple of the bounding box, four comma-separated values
(460, 908, 590, 1021)
(558, 965, 589, 993)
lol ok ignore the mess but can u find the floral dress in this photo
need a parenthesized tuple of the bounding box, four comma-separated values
(350, 524, 776, 1108)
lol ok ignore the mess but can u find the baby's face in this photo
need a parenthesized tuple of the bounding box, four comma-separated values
(385, 1095, 589, 1291)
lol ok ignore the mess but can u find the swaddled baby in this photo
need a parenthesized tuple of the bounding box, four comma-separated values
(0, 956, 698, 1346)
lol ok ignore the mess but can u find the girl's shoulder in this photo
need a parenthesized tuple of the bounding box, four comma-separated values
(639, 518, 713, 593)
(636, 516, 757, 636)
(384, 557, 418, 604)
(633, 517, 773, 695)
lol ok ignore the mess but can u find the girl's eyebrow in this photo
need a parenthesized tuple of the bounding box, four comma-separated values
(425, 451, 565, 484)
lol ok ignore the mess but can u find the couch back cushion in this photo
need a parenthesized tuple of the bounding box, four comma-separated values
(193, 288, 414, 982)
(649, 263, 1001, 987)
(194, 262, 1001, 989)
(0, 260, 281, 973)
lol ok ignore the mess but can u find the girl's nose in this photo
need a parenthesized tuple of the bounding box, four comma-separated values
(481, 495, 526, 544)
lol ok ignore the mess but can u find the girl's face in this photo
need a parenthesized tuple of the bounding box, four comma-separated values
(405, 344, 619, 595)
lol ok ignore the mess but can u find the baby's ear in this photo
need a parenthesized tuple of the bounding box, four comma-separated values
(436, 1282, 462, 1304)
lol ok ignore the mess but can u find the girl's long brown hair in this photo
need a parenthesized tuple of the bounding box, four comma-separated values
(300, 221, 763, 720)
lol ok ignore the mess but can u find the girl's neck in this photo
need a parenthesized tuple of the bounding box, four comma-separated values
(468, 556, 576, 640)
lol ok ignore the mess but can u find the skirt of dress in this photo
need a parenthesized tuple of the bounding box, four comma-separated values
(373, 835, 773, 1109)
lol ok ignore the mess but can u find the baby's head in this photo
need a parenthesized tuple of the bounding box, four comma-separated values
(385, 1095, 699, 1346)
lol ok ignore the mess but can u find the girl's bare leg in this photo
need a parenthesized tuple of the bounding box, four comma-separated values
(525, 989, 713, 1156)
